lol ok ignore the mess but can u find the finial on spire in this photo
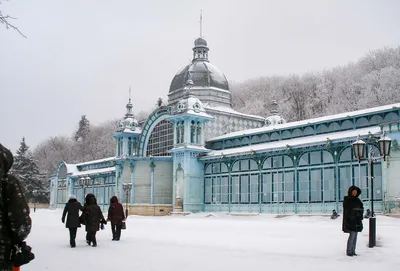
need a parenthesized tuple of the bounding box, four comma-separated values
(129, 86, 132, 103)
(200, 9, 203, 38)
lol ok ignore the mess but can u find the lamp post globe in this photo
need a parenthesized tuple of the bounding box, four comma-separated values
(352, 135, 366, 161)
(378, 132, 392, 161)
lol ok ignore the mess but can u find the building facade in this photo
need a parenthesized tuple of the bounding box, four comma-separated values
(50, 36, 400, 215)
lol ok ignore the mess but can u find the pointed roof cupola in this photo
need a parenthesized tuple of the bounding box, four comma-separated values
(116, 88, 140, 133)
(265, 100, 286, 127)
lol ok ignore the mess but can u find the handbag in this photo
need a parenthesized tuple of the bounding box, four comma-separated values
(11, 242, 35, 267)
(121, 221, 126, 230)
(79, 213, 86, 225)
(1, 179, 35, 267)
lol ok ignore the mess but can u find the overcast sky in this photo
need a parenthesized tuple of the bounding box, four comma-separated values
(1, 0, 400, 153)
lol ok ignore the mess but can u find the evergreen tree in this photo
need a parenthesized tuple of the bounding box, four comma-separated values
(12, 137, 48, 203)
(74, 115, 90, 141)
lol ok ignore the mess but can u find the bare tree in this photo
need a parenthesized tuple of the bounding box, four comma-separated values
(0, 0, 26, 38)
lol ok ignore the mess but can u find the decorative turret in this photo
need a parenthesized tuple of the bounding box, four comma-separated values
(114, 88, 141, 157)
(117, 90, 139, 133)
(167, 79, 214, 213)
(265, 100, 286, 127)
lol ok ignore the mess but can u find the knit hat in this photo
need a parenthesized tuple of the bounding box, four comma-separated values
(69, 195, 76, 200)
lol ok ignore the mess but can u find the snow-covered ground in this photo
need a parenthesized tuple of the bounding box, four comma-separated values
(24, 210, 400, 271)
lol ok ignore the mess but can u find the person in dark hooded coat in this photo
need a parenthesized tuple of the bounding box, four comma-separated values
(0, 143, 32, 271)
(342, 185, 364, 256)
(107, 196, 125, 241)
(83, 194, 106, 247)
(62, 195, 83, 247)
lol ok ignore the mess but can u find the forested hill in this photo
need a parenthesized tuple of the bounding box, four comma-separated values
(230, 46, 400, 122)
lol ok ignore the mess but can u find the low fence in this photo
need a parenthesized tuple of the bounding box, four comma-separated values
(28, 203, 50, 209)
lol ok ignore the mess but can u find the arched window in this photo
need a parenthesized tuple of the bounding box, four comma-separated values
(303, 127, 314, 136)
(196, 121, 201, 144)
(355, 117, 369, 128)
(260, 134, 269, 142)
(146, 120, 173, 156)
(316, 124, 328, 134)
(341, 120, 353, 130)
(190, 121, 195, 143)
(384, 112, 399, 122)
(369, 115, 383, 125)
(328, 122, 341, 132)
(128, 137, 132, 156)
(180, 121, 184, 143)
(292, 129, 303, 138)
(282, 130, 291, 139)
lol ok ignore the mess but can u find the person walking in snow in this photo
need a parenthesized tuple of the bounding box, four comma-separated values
(0, 143, 32, 271)
(61, 195, 83, 248)
(107, 196, 125, 241)
(342, 185, 364, 257)
(83, 194, 106, 247)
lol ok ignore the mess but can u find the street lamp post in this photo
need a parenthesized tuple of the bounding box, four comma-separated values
(352, 132, 391, 248)
(79, 176, 91, 203)
(32, 190, 38, 212)
(123, 183, 132, 218)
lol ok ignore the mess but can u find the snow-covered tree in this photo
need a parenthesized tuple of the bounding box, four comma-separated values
(74, 115, 90, 142)
(12, 137, 48, 203)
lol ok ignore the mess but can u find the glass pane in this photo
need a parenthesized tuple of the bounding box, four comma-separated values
(373, 163, 382, 200)
(299, 153, 309, 166)
(339, 166, 352, 200)
(323, 151, 334, 164)
(205, 178, 212, 203)
(273, 172, 284, 202)
(298, 170, 309, 202)
(284, 171, 294, 202)
(339, 148, 352, 162)
(232, 161, 240, 172)
(262, 173, 272, 203)
(250, 175, 259, 203)
(263, 157, 272, 169)
(212, 177, 221, 203)
(323, 168, 335, 202)
(240, 175, 249, 203)
(283, 155, 294, 168)
(310, 169, 322, 202)
(240, 160, 249, 171)
(231, 176, 240, 203)
(250, 159, 259, 170)
(310, 151, 322, 165)
(221, 176, 229, 203)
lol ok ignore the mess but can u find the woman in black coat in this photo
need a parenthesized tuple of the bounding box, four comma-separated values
(342, 185, 364, 256)
(0, 143, 32, 271)
(62, 195, 83, 247)
(107, 196, 125, 241)
(82, 194, 106, 247)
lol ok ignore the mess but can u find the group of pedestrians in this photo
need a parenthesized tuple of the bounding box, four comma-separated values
(61, 193, 126, 247)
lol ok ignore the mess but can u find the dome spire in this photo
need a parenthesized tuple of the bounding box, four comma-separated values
(199, 9, 203, 38)
(125, 87, 134, 118)
(193, 11, 209, 63)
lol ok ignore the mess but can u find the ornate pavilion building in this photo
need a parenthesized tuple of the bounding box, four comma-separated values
(50, 36, 400, 215)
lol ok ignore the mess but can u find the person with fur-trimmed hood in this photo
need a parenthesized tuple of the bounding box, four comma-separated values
(107, 196, 125, 241)
(342, 185, 364, 257)
(0, 143, 32, 271)
(62, 195, 83, 247)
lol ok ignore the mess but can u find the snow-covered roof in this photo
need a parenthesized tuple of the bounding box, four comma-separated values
(123, 127, 142, 134)
(208, 103, 400, 142)
(71, 166, 116, 177)
(202, 126, 382, 159)
(205, 105, 265, 121)
(169, 145, 211, 153)
(76, 157, 116, 167)
(64, 163, 78, 175)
